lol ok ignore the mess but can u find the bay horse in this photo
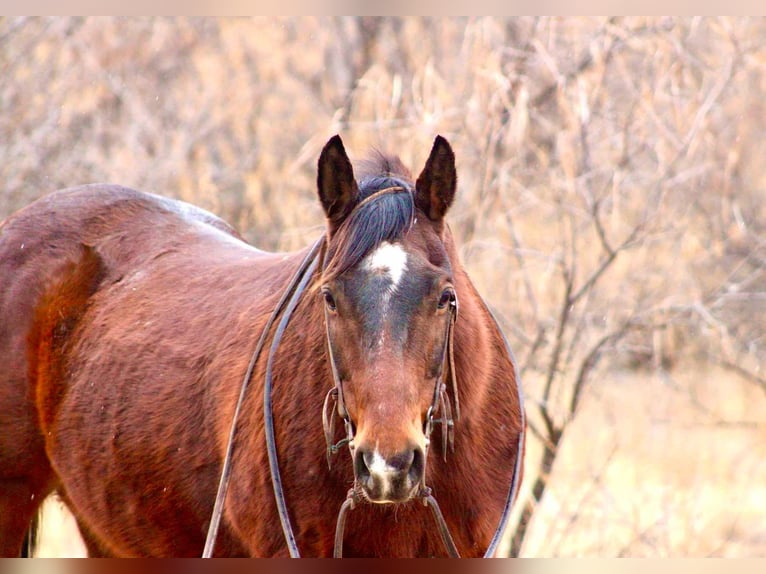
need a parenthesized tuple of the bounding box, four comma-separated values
(0, 135, 525, 557)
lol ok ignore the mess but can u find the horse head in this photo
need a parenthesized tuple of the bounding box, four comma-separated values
(316, 135, 458, 504)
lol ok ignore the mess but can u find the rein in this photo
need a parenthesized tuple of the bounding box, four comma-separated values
(202, 237, 324, 558)
(202, 194, 526, 558)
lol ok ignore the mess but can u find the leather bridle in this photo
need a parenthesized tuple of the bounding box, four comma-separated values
(322, 285, 459, 466)
(202, 193, 526, 558)
(322, 278, 461, 558)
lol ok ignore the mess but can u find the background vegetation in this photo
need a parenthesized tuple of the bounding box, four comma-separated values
(2, 17, 764, 557)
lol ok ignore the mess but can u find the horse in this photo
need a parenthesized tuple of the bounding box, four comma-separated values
(0, 135, 525, 557)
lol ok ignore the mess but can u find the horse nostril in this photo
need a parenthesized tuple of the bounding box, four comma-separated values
(409, 447, 424, 483)
(386, 449, 415, 473)
(355, 449, 371, 481)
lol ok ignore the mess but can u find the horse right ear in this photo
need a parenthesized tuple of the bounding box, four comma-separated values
(317, 135, 359, 234)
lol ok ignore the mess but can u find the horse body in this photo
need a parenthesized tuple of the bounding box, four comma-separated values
(0, 138, 524, 557)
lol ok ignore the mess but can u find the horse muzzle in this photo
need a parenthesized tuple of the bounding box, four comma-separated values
(353, 445, 425, 503)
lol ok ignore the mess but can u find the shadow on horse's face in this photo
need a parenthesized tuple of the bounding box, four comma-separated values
(316, 135, 458, 505)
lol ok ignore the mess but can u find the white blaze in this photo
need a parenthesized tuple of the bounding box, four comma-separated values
(364, 242, 408, 288)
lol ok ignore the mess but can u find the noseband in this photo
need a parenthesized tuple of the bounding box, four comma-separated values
(202, 189, 526, 558)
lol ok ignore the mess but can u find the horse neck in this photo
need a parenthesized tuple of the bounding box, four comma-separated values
(447, 242, 518, 427)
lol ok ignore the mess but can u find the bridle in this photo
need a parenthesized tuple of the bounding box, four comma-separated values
(202, 189, 526, 558)
(321, 266, 459, 465)
(322, 271, 461, 558)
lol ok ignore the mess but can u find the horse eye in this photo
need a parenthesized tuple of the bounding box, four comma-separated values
(437, 288, 454, 310)
(322, 290, 337, 312)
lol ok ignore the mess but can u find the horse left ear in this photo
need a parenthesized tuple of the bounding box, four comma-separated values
(415, 135, 457, 222)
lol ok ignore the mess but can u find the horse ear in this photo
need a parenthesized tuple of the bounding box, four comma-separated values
(317, 135, 359, 233)
(415, 135, 457, 222)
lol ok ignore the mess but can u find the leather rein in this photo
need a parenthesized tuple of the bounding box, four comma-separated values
(202, 200, 526, 558)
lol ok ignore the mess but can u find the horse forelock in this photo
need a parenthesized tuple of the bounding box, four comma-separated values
(355, 149, 413, 184)
(321, 153, 418, 284)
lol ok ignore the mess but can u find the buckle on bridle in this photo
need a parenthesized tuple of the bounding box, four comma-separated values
(424, 384, 456, 461)
(323, 387, 354, 469)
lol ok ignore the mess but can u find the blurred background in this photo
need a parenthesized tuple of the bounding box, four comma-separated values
(1, 16, 764, 557)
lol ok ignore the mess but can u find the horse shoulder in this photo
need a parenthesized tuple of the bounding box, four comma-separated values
(27, 244, 106, 433)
